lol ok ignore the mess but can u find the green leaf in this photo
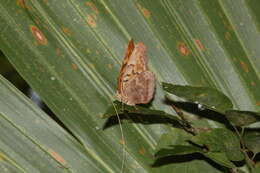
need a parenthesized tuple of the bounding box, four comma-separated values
(155, 128, 193, 150)
(154, 129, 235, 168)
(154, 129, 198, 158)
(243, 131, 260, 155)
(162, 83, 233, 112)
(1, 0, 259, 172)
(203, 152, 236, 168)
(252, 163, 260, 173)
(191, 128, 244, 161)
(225, 110, 260, 126)
(155, 145, 204, 158)
(0, 75, 102, 172)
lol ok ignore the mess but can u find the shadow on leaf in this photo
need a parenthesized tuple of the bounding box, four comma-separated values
(102, 101, 184, 130)
(164, 98, 231, 127)
(152, 153, 228, 172)
(103, 112, 183, 130)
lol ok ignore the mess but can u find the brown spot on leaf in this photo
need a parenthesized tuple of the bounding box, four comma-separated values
(61, 26, 71, 36)
(197, 127, 211, 132)
(251, 81, 256, 86)
(256, 101, 260, 106)
(223, 20, 233, 31)
(90, 63, 96, 69)
(107, 64, 113, 69)
(137, 4, 151, 19)
(86, 15, 97, 28)
(17, 0, 26, 8)
(194, 39, 204, 51)
(119, 139, 125, 145)
(0, 152, 6, 161)
(240, 61, 249, 73)
(138, 147, 146, 155)
(85, 1, 99, 14)
(26, 5, 33, 11)
(55, 48, 63, 57)
(218, 12, 223, 18)
(30, 25, 48, 45)
(34, 19, 40, 25)
(188, 10, 193, 15)
(71, 63, 77, 70)
(178, 42, 190, 56)
(49, 149, 67, 165)
(225, 32, 231, 40)
(198, 79, 206, 86)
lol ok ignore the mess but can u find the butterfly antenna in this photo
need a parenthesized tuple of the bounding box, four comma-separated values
(111, 101, 126, 173)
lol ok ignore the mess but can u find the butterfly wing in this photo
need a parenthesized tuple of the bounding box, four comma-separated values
(117, 39, 135, 92)
(123, 71, 155, 105)
(116, 39, 155, 105)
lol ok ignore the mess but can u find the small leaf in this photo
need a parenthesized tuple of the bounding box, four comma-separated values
(155, 129, 193, 151)
(154, 130, 237, 168)
(191, 128, 244, 161)
(203, 152, 236, 168)
(162, 83, 233, 112)
(155, 141, 236, 168)
(243, 131, 260, 155)
(225, 110, 260, 126)
(103, 101, 184, 125)
(155, 145, 204, 158)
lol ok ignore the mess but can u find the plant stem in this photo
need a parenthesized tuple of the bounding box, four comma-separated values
(171, 104, 197, 135)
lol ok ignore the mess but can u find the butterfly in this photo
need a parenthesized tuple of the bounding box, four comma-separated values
(116, 39, 155, 106)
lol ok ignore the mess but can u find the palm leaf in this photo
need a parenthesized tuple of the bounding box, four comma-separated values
(0, 0, 259, 172)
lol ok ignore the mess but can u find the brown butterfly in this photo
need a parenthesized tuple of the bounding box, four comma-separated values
(116, 39, 155, 106)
